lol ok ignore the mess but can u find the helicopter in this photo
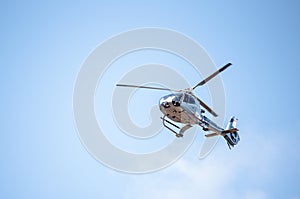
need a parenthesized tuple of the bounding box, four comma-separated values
(116, 63, 240, 149)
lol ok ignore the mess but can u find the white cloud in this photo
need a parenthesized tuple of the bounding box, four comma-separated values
(243, 190, 268, 199)
(124, 127, 299, 199)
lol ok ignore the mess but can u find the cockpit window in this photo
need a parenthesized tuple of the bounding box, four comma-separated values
(162, 93, 195, 104)
(175, 93, 183, 100)
(183, 94, 195, 104)
(189, 96, 195, 104)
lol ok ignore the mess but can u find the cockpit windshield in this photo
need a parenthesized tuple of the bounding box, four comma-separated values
(161, 93, 196, 104)
(174, 93, 183, 101)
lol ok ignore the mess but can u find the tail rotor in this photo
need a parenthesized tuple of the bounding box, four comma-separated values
(222, 116, 240, 149)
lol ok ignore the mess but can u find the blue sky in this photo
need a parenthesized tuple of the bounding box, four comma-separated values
(1, 1, 300, 198)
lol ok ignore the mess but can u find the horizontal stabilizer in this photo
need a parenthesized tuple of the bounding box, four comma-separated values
(205, 132, 219, 137)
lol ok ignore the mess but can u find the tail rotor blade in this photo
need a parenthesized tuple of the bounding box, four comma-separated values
(193, 63, 232, 90)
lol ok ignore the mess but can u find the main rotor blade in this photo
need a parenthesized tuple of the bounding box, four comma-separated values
(190, 93, 218, 117)
(192, 63, 232, 90)
(116, 84, 174, 91)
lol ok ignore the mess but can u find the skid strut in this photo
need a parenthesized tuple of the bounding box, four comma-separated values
(160, 115, 192, 138)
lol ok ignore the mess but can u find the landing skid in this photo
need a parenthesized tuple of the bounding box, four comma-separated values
(160, 115, 192, 138)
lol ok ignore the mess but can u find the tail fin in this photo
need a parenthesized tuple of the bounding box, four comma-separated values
(222, 116, 240, 149)
(227, 116, 238, 129)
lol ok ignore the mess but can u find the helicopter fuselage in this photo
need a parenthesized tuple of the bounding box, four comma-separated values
(159, 93, 201, 124)
(159, 92, 224, 135)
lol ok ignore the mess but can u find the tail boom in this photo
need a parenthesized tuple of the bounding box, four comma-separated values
(203, 116, 240, 149)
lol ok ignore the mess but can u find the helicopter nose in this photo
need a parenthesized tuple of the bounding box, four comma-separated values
(159, 98, 170, 108)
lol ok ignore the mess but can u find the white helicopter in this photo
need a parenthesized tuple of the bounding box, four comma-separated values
(116, 63, 240, 149)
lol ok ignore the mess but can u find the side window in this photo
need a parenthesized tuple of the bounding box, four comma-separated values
(182, 94, 195, 104)
(188, 96, 195, 104)
(183, 94, 189, 103)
